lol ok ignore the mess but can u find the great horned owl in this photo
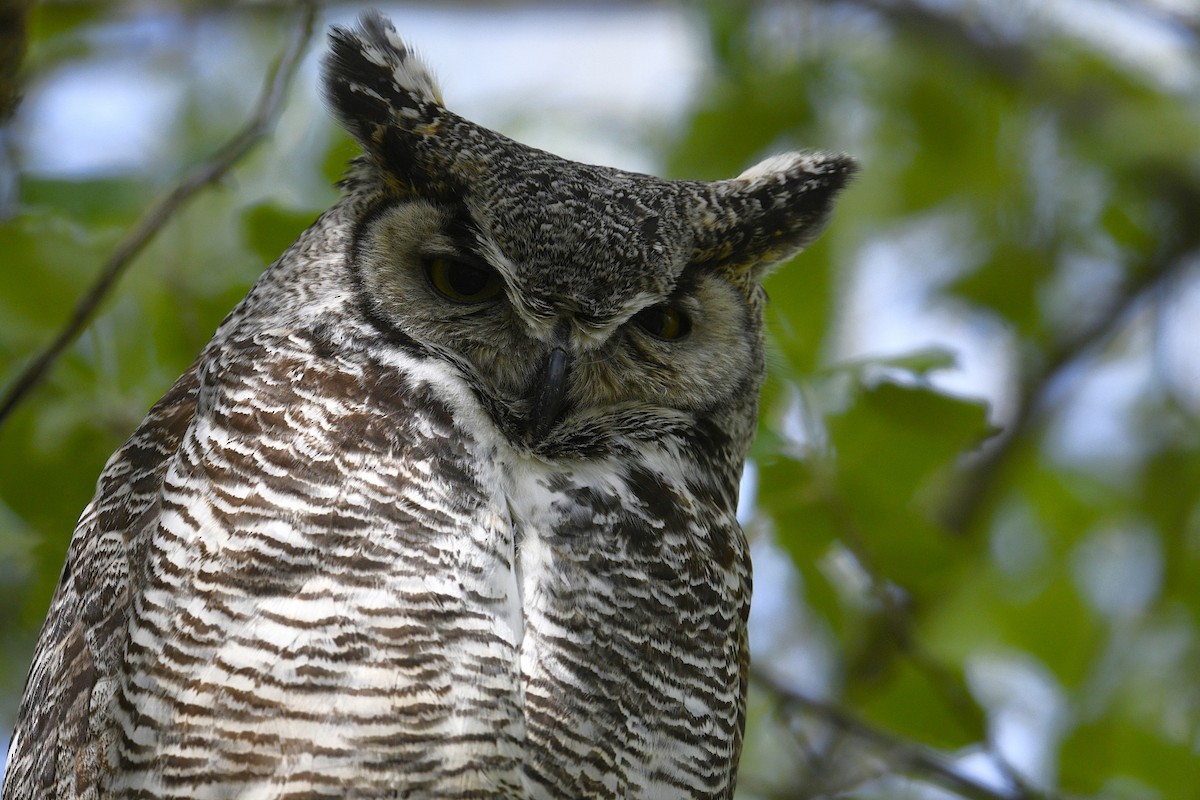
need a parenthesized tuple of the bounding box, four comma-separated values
(2, 12, 854, 800)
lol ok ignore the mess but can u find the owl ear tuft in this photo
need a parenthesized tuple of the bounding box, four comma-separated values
(322, 12, 444, 173)
(692, 151, 857, 279)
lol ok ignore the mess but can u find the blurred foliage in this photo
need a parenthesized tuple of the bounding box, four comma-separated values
(2, 2, 1199, 799)
(678, 2, 1200, 798)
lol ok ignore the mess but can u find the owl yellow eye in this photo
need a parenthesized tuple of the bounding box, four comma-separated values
(425, 256, 503, 304)
(633, 304, 692, 341)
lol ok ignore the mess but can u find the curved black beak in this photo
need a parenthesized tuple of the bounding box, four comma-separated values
(527, 344, 570, 442)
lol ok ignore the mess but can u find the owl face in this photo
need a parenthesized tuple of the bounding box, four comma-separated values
(325, 19, 855, 454)
(352, 192, 762, 451)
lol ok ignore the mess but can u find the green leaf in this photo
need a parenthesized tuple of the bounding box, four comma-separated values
(946, 239, 1053, 338)
(21, 176, 151, 225)
(814, 348, 961, 385)
(765, 245, 837, 375)
(824, 381, 992, 590)
(850, 658, 982, 750)
(1060, 718, 1200, 797)
(240, 202, 320, 266)
(829, 382, 992, 490)
(321, 131, 363, 186)
(757, 454, 847, 634)
(0, 209, 121, 348)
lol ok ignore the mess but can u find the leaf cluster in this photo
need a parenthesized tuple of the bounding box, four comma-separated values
(680, 2, 1200, 798)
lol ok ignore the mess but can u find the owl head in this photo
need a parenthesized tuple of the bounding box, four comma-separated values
(321, 12, 855, 458)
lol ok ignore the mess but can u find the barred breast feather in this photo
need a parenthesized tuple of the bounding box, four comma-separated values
(4, 315, 748, 798)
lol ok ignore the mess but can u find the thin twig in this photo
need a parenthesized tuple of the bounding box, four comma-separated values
(807, 1, 1199, 539)
(751, 667, 1040, 800)
(941, 236, 1196, 535)
(823, 486, 988, 729)
(0, 0, 32, 121)
(0, 1, 320, 429)
(0, 0, 33, 215)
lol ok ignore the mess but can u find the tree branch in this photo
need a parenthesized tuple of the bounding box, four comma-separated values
(941, 205, 1200, 535)
(0, 0, 31, 121)
(0, 1, 320, 430)
(811, 0, 1200, 541)
(751, 667, 1044, 800)
(0, 0, 33, 215)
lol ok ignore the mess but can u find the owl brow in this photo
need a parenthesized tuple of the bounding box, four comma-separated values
(573, 310, 609, 328)
(443, 210, 478, 244)
(676, 259, 720, 293)
(615, 273, 699, 327)
(645, 263, 703, 310)
(348, 197, 399, 264)
(440, 212, 500, 265)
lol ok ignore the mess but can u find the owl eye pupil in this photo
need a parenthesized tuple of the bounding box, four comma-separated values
(425, 257, 503, 304)
(633, 304, 692, 341)
(446, 264, 488, 295)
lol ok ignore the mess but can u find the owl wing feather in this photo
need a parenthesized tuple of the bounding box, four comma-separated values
(3, 367, 200, 800)
(6, 327, 529, 799)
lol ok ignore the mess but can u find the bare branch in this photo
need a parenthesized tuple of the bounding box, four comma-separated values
(941, 205, 1200, 535)
(0, 1, 320, 430)
(0, 0, 31, 121)
(0, 0, 32, 215)
(750, 667, 1046, 800)
(808, 3, 1200, 541)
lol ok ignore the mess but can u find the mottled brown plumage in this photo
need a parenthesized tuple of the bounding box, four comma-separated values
(2, 12, 854, 799)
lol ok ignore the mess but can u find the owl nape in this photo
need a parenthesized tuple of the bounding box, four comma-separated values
(2, 11, 854, 800)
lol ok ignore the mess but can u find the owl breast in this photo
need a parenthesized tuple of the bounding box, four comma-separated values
(107, 332, 530, 797)
(362, 337, 754, 798)
(102, 324, 746, 800)
(495, 428, 750, 797)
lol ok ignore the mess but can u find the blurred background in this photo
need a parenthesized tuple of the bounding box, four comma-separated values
(1, 1, 1198, 797)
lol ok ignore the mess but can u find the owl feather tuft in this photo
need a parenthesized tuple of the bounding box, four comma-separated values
(323, 11, 448, 189)
(694, 150, 859, 280)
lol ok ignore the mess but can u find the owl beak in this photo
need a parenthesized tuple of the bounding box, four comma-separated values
(528, 344, 570, 441)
